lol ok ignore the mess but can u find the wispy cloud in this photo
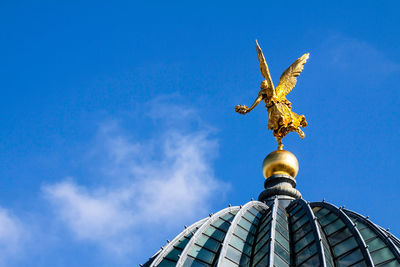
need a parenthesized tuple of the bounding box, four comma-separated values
(43, 181, 135, 254)
(322, 35, 400, 81)
(0, 208, 26, 265)
(43, 98, 226, 256)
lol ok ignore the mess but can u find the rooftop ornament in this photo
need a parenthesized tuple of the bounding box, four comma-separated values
(235, 40, 310, 201)
(235, 40, 309, 151)
(142, 41, 400, 267)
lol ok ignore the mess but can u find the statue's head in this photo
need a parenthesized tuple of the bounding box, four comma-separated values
(260, 80, 274, 98)
(260, 80, 269, 89)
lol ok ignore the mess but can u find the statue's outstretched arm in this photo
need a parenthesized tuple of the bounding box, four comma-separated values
(235, 95, 263, 115)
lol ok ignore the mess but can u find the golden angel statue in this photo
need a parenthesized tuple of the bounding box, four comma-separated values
(235, 41, 309, 150)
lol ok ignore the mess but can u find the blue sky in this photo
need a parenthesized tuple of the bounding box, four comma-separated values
(1, 1, 400, 266)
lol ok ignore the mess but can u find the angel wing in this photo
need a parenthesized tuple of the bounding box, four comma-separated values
(275, 53, 309, 100)
(256, 40, 274, 89)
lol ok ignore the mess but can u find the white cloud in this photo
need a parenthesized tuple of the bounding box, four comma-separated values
(43, 100, 226, 255)
(43, 181, 135, 254)
(0, 208, 25, 265)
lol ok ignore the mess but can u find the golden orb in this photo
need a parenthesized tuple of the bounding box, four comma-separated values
(262, 150, 299, 179)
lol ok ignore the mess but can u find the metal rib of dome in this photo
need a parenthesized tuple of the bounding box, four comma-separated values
(143, 197, 400, 267)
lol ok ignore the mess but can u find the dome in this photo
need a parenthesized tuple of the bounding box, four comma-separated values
(143, 197, 400, 267)
(142, 151, 400, 267)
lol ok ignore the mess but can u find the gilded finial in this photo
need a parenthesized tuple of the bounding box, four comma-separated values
(235, 40, 309, 150)
(262, 150, 299, 178)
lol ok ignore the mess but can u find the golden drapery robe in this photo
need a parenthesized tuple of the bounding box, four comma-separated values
(264, 96, 306, 139)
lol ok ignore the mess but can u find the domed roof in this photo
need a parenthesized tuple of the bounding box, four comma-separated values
(142, 151, 400, 267)
(143, 197, 400, 267)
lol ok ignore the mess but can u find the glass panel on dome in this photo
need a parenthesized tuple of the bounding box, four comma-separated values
(238, 255, 251, 267)
(352, 220, 368, 230)
(298, 253, 319, 267)
(319, 212, 338, 227)
(348, 260, 368, 267)
(260, 214, 271, 227)
(203, 226, 225, 242)
(275, 221, 289, 240)
(276, 207, 288, 221)
(292, 208, 306, 223)
(158, 258, 177, 267)
(324, 218, 346, 235)
(258, 220, 271, 236)
(290, 203, 302, 216)
(292, 214, 309, 232)
(221, 212, 237, 222)
(187, 244, 215, 265)
(164, 248, 182, 262)
(333, 237, 358, 257)
(176, 236, 191, 249)
(243, 211, 257, 223)
(370, 247, 395, 265)
(234, 225, 251, 242)
(337, 248, 363, 266)
(229, 235, 252, 256)
(262, 209, 272, 220)
(254, 234, 269, 254)
(276, 231, 290, 251)
(225, 245, 247, 264)
(256, 223, 270, 246)
(328, 227, 352, 246)
(221, 258, 238, 267)
(230, 235, 247, 254)
(295, 231, 315, 253)
(252, 205, 265, 212)
(274, 252, 289, 267)
(313, 207, 330, 218)
(358, 227, 377, 241)
(276, 214, 289, 231)
(274, 241, 290, 263)
(254, 252, 269, 267)
(378, 259, 400, 267)
(248, 207, 264, 219)
(366, 236, 386, 252)
(212, 220, 231, 232)
(293, 223, 312, 242)
(238, 219, 254, 233)
(295, 242, 317, 266)
(183, 256, 210, 267)
(225, 247, 241, 265)
(253, 242, 270, 266)
(196, 234, 220, 252)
